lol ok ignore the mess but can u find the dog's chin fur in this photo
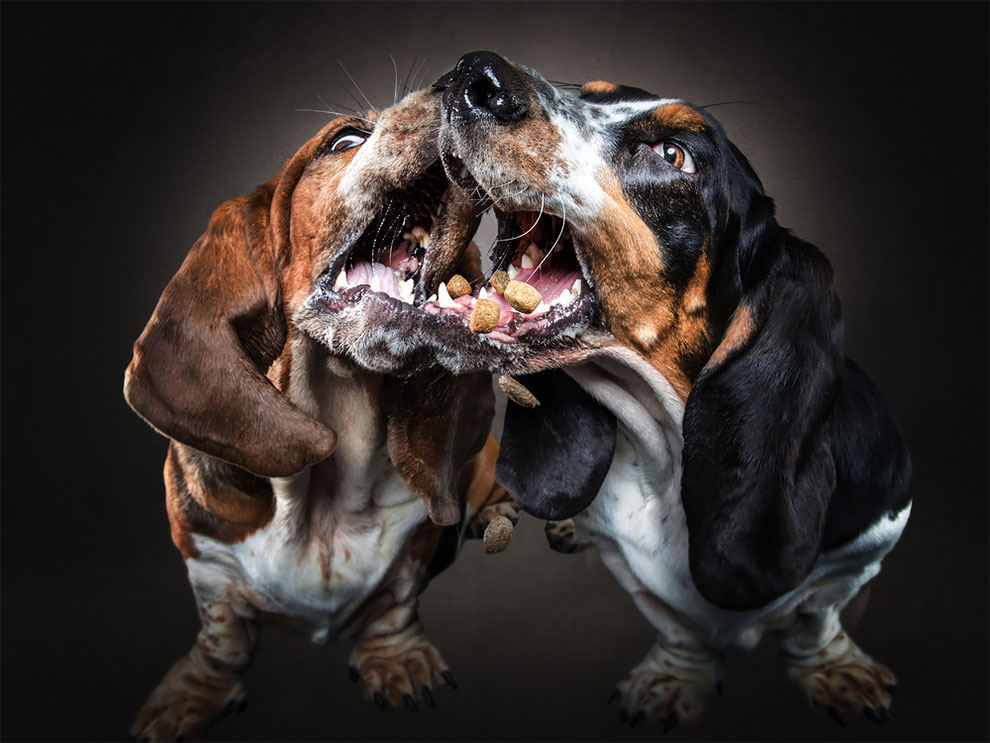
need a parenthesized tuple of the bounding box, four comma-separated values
(296, 286, 615, 377)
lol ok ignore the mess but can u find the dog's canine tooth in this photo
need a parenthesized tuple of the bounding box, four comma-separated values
(507, 263, 520, 280)
(437, 282, 458, 309)
(571, 278, 583, 295)
(334, 271, 348, 290)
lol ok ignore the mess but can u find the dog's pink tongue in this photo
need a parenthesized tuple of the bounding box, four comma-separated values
(348, 261, 401, 297)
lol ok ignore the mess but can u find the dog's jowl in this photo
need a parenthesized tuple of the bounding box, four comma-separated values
(124, 88, 517, 741)
(409, 51, 911, 729)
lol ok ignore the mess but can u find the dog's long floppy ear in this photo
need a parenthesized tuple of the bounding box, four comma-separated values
(384, 371, 495, 526)
(682, 182, 843, 610)
(124, 184, 336, 478)
(496, 370, 617, 520)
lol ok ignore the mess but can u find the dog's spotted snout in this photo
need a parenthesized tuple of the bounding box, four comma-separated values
(434, 50, 528, 124)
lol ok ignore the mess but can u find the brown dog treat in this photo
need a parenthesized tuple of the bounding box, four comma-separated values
(470, 299, 500, 333)
(490, 270, 510, 294)
(445, 274, 471, 299)
(504, 280, 542, 313)
(498, 374, 540, 408)
(483, 515, 514, 554)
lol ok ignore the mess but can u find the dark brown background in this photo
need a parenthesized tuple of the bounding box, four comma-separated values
(3, 2, 987, 741)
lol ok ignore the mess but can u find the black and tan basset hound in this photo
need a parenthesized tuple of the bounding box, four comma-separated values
(124, 89, 517, 741)
(358, 51, 912, 730)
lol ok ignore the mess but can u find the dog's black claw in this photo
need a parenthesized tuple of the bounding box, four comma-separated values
(373, 692, 387, 711)
(662, 714, 678, 734)
(403, 694, 419, 713)
(441, 670, 458, 690)
(618, 709, 629, 724)
(348, 666, 359, 682)
(715, 680, 724, 698)
(234, 696, 247, 714)
(884, 683, 898, 694)
(880, 707, 894, 722)
(630, 711, 645, 729)
(422, 686, 436, 709)
(863, 706, 883, 724)
(608, 688, 621, 705)
(826, 707, 845, 727)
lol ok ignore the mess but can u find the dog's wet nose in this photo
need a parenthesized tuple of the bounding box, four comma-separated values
(434, 50, 529, 124)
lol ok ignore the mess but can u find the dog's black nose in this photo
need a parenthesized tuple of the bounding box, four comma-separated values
(433, 51, 529, 124)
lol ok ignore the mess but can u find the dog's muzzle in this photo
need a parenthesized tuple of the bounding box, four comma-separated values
(433, 50, 529, 125)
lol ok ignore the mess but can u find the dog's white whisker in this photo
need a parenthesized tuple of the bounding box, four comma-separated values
(389, 54, 399, 105)
(495, 193, 545, 243)
(336, 59, 379, 113)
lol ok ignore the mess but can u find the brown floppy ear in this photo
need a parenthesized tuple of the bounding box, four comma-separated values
(682, 230, 843, 611)
(383, 371, 494, 526)
(124, 184, 335, 478)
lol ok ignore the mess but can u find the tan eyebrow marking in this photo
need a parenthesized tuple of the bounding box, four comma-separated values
(653, 103, 706, 132)
(581, 80, 618, 94)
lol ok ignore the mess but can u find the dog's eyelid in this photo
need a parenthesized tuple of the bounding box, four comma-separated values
(325, 125, 372, 154)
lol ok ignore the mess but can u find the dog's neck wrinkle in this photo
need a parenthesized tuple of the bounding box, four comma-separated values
(563, 346, 685, 484)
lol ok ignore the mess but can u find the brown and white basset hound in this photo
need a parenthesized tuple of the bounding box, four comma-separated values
(124, 88, 517, 741)
(359, 52, 911, 731)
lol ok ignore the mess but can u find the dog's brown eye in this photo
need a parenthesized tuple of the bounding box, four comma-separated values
(652, 141, 696, 173)
(330, 133, 366, 153)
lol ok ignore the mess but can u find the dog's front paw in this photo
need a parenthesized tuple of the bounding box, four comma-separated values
(610, 644, 718, 730)
(545, 519, 591, 553)
(786, 631, 896, 725)
(349, 624, 455, 712)
(130, 655, 246, 741)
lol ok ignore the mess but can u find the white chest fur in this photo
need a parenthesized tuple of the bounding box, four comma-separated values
(567, 349, 910, 654)
(188, 450, 426, 644)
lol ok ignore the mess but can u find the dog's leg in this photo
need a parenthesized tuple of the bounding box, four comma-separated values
(778, 605, 896, 725)
(597, 545, 722, 730)
(346, 528, 456, 712)
(131, 566, 258, 741)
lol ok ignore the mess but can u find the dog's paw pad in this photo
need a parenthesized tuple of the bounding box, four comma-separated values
(545, 519, 591, 553)
(350, 629, 453, 710)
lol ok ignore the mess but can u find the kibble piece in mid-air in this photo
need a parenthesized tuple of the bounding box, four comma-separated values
(498, 374, 540, 408)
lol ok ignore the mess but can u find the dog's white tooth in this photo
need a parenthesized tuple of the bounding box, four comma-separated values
(571, 278, 582, 295)
(508, 264, 520, 279)
(399, 277, 415, 303)
(479, 287, 489, 300)
(532, 301, 550, 315)
(552, 289, 573, 306)
(437, 282, 458, 309)
(524, 241, 545, 262)
(520, 253, 535, 270)
(411, 225, 430, 248)
(334, 271, 348, 289)
(427, 293, 438, 303)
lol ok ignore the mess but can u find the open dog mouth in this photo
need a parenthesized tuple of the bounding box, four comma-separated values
(312, 163, 454, 312)
(421, 209, 600, 343)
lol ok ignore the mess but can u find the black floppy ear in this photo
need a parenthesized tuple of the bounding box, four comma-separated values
(496, 370, 617, 520)
(682, 226, 843, 611)
(124, 185, 336, 478)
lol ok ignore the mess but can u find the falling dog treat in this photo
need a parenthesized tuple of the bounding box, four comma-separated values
(489, 270, 510, 294)
(498, 374, 540, 408)
(483, 515, 514, 554)
(470, 298, 500, 333)
(504, 280, 542, 313)
(445, 274, 471, 299)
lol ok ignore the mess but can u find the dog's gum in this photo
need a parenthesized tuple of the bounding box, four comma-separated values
(490, 270, 510, 294)
(504, 280, 542, 313)
(483, 515, 514, 554)
(469, 298, 500, 333)
(498, 374, 540, 408)
(446, 274, 471, 299)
